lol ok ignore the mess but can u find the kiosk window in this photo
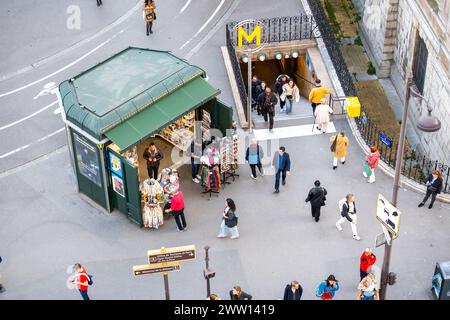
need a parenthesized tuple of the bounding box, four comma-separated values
(73, 133, 102, 187)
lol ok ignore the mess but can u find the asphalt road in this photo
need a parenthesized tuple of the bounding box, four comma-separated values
(0, 0, 449, 301)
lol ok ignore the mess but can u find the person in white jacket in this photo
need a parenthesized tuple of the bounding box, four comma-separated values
(314, 98, 334, 133)
(336, 194, 360, 241)
(281, 79, 300, 114)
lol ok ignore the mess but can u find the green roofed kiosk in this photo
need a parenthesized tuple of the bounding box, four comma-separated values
(58, 47, 232, 225)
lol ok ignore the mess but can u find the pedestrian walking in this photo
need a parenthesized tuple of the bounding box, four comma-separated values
(71, 263, 93, 301)
(272, 146, 291, 194)
(305, 180, 327, 222)
(245, 138, 264, 179)
(0, 256, 5, 293)
(257, 87, 278, 132)
(330, 130, 349, 170)
(363, 146, 380, 183)
(315, 275, 340, 300)
(143, 0, 156, 35)
(418, 170, 443, 209)
(96, 0, 103, 6)
(191, 140, 203, 183)
(314, 98, 333, 133)
(217, 199, 239, 239)
(336, 194, 360, 241)
(357, 272, 379, 300)
(360, 248, 376, 280)
(283, 280, 303, 300)
(281, 79, 300, 114)
(165, 190, 187, 231)
(255, 81, 267, 115)
(230, 286, 252, 300)
(275, 74, 290, 110)
(309, 79, 331, 114)
(251, 76, 261, 111)
(143, 142, 164, 179)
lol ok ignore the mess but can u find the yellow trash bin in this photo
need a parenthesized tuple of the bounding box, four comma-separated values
(346, 97, 361, 118)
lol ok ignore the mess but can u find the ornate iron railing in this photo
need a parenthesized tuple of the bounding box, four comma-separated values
(355, 106, 450, 193)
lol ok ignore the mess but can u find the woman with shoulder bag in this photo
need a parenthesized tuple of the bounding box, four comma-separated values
(418, 170, 443, 209)
(282, 79, 300, 114)
(217, 199, 239, 240)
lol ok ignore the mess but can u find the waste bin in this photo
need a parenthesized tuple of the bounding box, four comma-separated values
(431, 261, 450, 300)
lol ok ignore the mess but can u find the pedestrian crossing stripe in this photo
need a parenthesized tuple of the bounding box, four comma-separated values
(253, 122, 337, 141)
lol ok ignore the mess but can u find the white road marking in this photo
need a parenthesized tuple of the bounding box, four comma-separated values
(179, 0, 192, 13)
(0, 100, 58, 131)
(253, 122, 337, 141)
(53, 108, 62, 115)
(0, 30, 125, 99)
(0, 127, 65, 159)
(179, 0, 225, 50)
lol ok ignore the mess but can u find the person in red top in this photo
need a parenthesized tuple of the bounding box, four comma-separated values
(72, 263, 90, 300)
(360, 248, 376, 280)
(364, 146, 380, 184)
(165, 190, 187, 232)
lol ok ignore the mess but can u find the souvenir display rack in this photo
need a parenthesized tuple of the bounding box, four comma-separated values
(199, 146, 221, 198)
(140, 178, 165, 229)
(202, 110, 212, 142)
(220, 135, 240, 186)
(158, 168, 180, 218)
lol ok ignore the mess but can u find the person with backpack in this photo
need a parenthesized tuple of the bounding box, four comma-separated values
(245, 138, 264, 179)
(71, 263, 93, 300)
(316, 275, 340, 300)
(257, 87, 278, 132)
(330, 130, 349, 170)
(363, 146, 380, 183)
(305, 180, 328, 222)
(217, 199, 239, 240)
(335, 194, 360, 241)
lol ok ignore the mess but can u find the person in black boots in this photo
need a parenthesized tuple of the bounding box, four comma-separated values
(245, 138, 264, 179)
(305, 180, 328, 222)
(230, 286, 252, 300)
(283, 280, 303, 300)
(255, 81, 267, 115)
(272, 146, 291, 194)
(143, 0, 156, 35)
(143, 142, 163, 179)
(251, 76, 261, 111)
(418, 170, 443, 209)
(258, 86, 278, 132)
(96, 0, 103, 6)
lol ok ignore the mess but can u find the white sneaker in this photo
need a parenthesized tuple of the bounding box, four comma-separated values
(250, 174, 257, 180)
(260, 169, 265, 177)
(363, 172, 368, 178)
(353, 235, 361, 241)
(230, 236, 240, 240)
(193, 178, 200, 183)
(336, 224, 343, 231)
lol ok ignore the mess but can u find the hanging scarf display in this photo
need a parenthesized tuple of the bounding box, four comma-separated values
(140, 178, 165, 229)
(200, 164, 221, 191)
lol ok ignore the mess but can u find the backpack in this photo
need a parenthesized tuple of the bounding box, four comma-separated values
(79, 273, 94, 286)
(338, 198, 347, 214)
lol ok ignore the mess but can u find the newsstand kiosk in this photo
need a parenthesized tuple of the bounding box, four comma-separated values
(57, 47, 232, 227)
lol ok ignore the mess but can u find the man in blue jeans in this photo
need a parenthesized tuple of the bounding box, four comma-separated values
(190, 140, 203, 183)
(272, 146, 291, 193)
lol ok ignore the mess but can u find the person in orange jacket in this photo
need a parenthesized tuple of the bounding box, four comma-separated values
(360, 248, 376, 280)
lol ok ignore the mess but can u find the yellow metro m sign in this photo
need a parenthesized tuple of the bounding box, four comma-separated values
(238, 25, 261, 47)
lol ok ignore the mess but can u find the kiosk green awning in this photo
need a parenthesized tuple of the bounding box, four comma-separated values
(104, 77, 219, 151)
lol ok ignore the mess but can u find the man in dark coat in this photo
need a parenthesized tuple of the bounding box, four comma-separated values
(305, 180, 328, 222)
(251, 76, 261, 111)
(283, 281, 303, 300)
(257, 87, 278, 132)
(272, 146, 291, 193)
(143, 142, 164, 179)
(230, 286, 252, 300)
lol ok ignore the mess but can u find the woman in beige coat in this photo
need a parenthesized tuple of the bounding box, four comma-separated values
(330, 130, 349, 170)
(282, 79, 300, 114)
(314, 98, 333, 133)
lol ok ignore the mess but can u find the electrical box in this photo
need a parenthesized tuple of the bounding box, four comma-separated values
(345, 96, 361, 118)
(432, 261, 450, 300)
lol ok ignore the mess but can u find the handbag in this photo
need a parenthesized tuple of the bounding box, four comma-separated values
(363, 162, 372, 177)
(427, 185, 438, 193)
(330, 137, 337, 152)
(225, 216, 238, 228)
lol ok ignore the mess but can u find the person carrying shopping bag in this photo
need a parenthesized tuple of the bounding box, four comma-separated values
(363, 146, 380, 183)
(217, 199, 239, 240)
(281, 79, 300, 114)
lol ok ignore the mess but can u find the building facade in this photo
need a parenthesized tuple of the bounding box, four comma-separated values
(354, 0, 450, 164)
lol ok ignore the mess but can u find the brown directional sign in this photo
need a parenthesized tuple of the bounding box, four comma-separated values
(133, 262, 181, 276)
(148, 245, 196, 264)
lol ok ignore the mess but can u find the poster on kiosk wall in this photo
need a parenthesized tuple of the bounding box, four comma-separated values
(111, 174, 125, 198)
(109, 152, 123, 178)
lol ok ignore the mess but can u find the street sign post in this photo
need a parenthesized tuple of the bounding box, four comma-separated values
(133, 262, 181, 276)
(148, 245, 196, 264)
(376, 194, 401, 238)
